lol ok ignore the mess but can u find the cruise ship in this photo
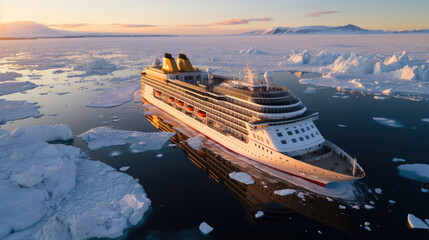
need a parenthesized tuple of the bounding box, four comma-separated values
(140, 53, 365, 186)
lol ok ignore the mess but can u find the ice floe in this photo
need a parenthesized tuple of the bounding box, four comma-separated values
(421, 118, 429, 123)
(374, 188, 382, 194)
(73, 58, 121, 76)
(302, 86, 317, 94)
(398, 164, 429, 183)
(255, 211, 264, 219)
(0, 99, 41, 123)
(229, 172, 255, 185)
(392, 157, 406, 163)
(364, 205, 374, 210)
(407, 214, 429, 229)
(373, 95, 389, 100)
(0, 81, 38, 96)
(421, 188, 428, 193)
(156, 154, 163, 158)
(0, 71, 22, 81)
(338, 124, 347, 128)
(187, 136, 203, 150)
(339, 205, 346, 209)
(109, 150, 122, 157)
(389, 200, 396, 204)
(274, 189, 296, 196)
(199, 222, 213, 235)
(80, 126, 175, 152)
(287, 50, 311, 65)
(120, 166, 130, 171)
(86, 84, 140, 108)
(372, 117, 403, 128)
(0, 124, 151, 239)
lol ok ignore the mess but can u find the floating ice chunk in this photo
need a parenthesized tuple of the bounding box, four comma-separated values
(398, 164, 429, 183)
(326, 197, 334, 202)
(339, 205, 346, 209)
(0, 71, 22, 81)
(352, 205, 360, 210)
(421, 118, 429, 123)
(374, 188, 382, 194)
(407, 214, 429, 229)
(199, 222, 213, 235)
(274, 189, 296, 196)
(309, 50, 340, 66)
(421, 188, 428, 193)
(338, 124, 347, 128)
(317, 230, 322, 235)
(365, 226, 371, 231)
(303, 87, 317, 94)
(133, 89, 142, 102)
(288, 50, 311, 64)
(74, 58, 120, 76)
(79, 126, 175, 152)
(255, 211, 264, 219)
(374, 95, 389, 100)
(389, 200, 396, 204)
(87, 84, 140, 108)
(364, 205, 374, 210)
(392, 157, 406, 163)
(229, 172, 255, 185)
(0, 99, 41, 123)
(10, 124, 72, 142)
(120, 166, 130, 171)
(372, 117, 404, 128)
(156, 154, 163, 158)
(109, 150, 122, 157)
(188, 136, 203, 150)
(297, 192, 306, 200)
(0, 81, 38, 96)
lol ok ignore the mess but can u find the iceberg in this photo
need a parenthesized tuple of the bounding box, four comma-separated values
(407, 214, 429, 229)
(274, 189, 296, 196)
(0, 124, 151, 239)
(229, 172, 255, 185)
(373, 117, 404, 128)
(0, 99, 41, 123)
(86, 84, 140, 108)
(398, 164, 429, 183)
(80, 126, 175, 152)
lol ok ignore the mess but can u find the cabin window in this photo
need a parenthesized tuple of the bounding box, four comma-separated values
(315, 131, 319, 135)
(305, 135, 310, 139)
(262, 147, 264, 150)
(311, 133, 315, 138)
(294, 130, 300, 134)
(253, 133, 256, 138)
(301, 128, 305, 133)
(299, 137, 304, 141)
(287, 131, 293, 136)
(266, 139, 270, 144)
(306, 126, 310, 130)
(277, 133, 283, 137)
(311, 125, 314, 129)
(292, 138, 297, 143)
(281, 140, 287, 144)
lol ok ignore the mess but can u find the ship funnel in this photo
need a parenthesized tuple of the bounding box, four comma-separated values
(162, 53, 179, 72)
(152, 58, 161, 67)
(177, 53, 194, 72)
(264, 71, 273, 91)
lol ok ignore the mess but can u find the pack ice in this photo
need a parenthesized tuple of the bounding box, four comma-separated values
(398, 164, 429, 183)
(86, 84, 141, 108)
(0, 124, 151, 239)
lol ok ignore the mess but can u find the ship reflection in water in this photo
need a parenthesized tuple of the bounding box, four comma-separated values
(146, 113, 359, 237)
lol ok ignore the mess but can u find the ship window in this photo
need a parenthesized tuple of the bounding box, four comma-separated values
(311, 125, 314, 129)
(253, 133, 256, 138)
(311, 133, 315, 138)
(257, 135, 260, 140)
(262, 147, 264, 150)
(305, 135, 310, 140)
(266, 139, 270, 144)
(301, 128, 305, 133)
(299, 137, 304, 141)
(306, 126, 310, 130)
(275, 129, 279, 132)
(315, 131, 319, 135)
(294, 130, 300, 134)
(258, 145, 260, 148)
(287, 131, 293, 136)
(292, 138, 297, 143)
(277, 133, 283, 137)
(281, 140, 287, 144)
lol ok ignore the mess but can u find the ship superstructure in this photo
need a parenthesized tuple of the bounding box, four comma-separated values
(140, 53, 365, 186)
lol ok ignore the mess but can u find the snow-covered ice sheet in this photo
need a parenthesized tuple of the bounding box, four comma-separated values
(229, 172, 255, 185)
(274, 189, 296, 196)
(86, 84, 140, 108)
(372, 117, 403, 128)
(398, 164, 429, 183)
(0, 99, 41, 123)
(407, 214, 429, 229)
(0, 81, 38, 96)
(80, 126, 175, 152)
(0, 124, 151, 239)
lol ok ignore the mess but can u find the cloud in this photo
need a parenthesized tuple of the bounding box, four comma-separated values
(179, 17, 273, 27)
(48, 23, 88, 28)
(305, 11, 339, 18)
(110, 24, 155, 28)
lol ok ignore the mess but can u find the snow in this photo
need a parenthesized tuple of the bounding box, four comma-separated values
(199, 222, 213, 235)
(0, 99, 41, 123)
(421, 118, 429, 123)
(187, 136, 203, 150)
(274, 189, 296, 196)
(80, 126, 175, 152)
(373, 117, 404, 128)
(392, 157, 406, 163)
(109, 150, 122, 157)
(0, 124, 150, 239)
(120, 166, 130, 171)
(0, 72, 22, 81)
(86, 84, 140, 108)
(398, 164, 429, 183)
(374, 188, 382, 194)
(407, 214, 429, 229)
(229, 172, 255, 185)
(255, 211, 264, 219)
(421, 188, 428, 193)
(0, 81, 38, 96)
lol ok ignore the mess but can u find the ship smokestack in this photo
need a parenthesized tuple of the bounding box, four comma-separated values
(177, 53, 194, 72)
(162, 53, 179, 72)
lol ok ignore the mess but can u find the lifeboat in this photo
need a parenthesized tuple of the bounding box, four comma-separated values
(186, 105, 194, 112)
(196, 110, 206, 118)
(168, 97, 175, 103)
(155, 91, 162, 97)
(176, 101, 184, 107)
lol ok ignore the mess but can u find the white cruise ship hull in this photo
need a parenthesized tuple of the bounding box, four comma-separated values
(142, 85, 364, 186)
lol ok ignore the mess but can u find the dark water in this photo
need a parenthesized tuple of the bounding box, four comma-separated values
(4, 71, 429, 239)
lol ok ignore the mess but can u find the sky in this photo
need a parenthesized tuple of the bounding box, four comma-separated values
(1, 0, 429, 35)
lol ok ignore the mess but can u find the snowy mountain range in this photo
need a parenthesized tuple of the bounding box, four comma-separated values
(244, 24, 429, 35)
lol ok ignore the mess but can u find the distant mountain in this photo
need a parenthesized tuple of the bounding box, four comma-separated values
(244, 24, 385, 35)
(0, 21, 80, 38)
